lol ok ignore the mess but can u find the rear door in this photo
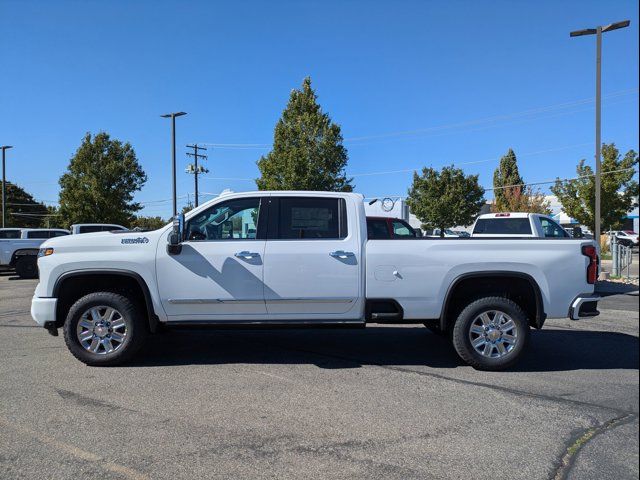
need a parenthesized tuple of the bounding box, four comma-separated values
(262, 196, 362, 318)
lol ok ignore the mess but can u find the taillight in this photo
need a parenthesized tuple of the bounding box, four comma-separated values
(582, 245, 598, 284)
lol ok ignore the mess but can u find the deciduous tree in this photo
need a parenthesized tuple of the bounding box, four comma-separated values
(58, 133, 147, 226)
(551, 143, 638, 231)
(407, 166, 485, 237)
(3, 182, 50, 228)
(130, 216, 167, 231)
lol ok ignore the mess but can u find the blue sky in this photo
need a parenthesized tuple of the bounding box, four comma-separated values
(1, 0, 638, 218)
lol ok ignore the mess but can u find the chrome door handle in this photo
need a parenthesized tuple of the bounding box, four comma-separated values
(235, 251, 259, 259)
(330, 250, 355, 259)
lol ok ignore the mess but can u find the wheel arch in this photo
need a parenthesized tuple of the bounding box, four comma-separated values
(53, 269, 159, 333)
(440, 271, 546, 331)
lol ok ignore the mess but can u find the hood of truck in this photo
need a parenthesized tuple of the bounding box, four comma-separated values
(40, 229, 166, 252)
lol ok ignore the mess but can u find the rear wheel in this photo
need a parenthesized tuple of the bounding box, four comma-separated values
(63, 292, 148, 366)
(451, 296, 529, 371)
(15, 256, 38, 279)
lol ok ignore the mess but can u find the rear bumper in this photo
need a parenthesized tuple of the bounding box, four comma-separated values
(31, 296, 57, 327)
(569, 295, 600, 321)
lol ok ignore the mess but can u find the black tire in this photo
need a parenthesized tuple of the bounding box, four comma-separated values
(452, 296, 530, 371)
(15, 256, 38, 279)
(63, 292, 148, 366)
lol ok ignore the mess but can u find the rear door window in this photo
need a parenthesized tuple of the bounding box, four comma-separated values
(274, 197, 347, 239)
(473, 218, 532, 235)
(367, 219, 391, 239)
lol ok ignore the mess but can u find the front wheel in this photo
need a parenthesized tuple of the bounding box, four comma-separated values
(452, 297, 529, 371)
(63, 292, 148, 366)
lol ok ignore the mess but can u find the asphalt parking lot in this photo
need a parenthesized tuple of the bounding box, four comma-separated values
(0, 273, 638, 480)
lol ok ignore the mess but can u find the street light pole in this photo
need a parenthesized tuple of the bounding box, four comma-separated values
(570, 20, 630, 245)
(1, 145, 13, 228)
(160, 112, 187, 217)
(595, 26, 602, 247)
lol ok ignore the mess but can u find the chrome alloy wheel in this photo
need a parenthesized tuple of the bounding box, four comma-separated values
(76, 306, 128, 355)
(468, 310, 518, 358)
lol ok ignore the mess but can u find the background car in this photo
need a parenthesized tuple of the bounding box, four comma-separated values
(366, 216, 418, 239)
(611, 230, 639, 247)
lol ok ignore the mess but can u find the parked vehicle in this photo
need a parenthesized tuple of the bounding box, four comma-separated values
(70, 224, 128, 234)
(563, 227, 584, 239)
(32, 191, 599, 370)
(367, 216, 418, 239)
(1, 228, 70, 278)
(610, 230, 639, 247)
(472, 213, 569, 238)
(427, 228, 461, 238)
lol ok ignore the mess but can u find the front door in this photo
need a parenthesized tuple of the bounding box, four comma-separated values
(262, 196, 362, 318)
(156, 196, 268, 320)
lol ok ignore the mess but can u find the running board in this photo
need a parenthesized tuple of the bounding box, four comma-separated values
(164, 320, 365, 330)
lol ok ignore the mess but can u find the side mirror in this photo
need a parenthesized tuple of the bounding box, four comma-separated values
(167, 213, 185, 254)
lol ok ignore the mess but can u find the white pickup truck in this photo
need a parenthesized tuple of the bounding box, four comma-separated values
(0, 228, 70, 278)
(471, 213, 570, 238)
(31, 191, 600, 370)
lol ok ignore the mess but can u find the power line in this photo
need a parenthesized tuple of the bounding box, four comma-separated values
(344, 89, 637, 144)
(199, 141, 595, 181)
(349, 143, 592, 177)
(364, 167, 638, 198)
(485, 167, 637, 191)
(192, 88, 638, 149)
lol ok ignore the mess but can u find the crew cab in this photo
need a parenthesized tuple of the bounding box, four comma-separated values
(472, 213, 570, 238)
(32, 191, 600, 370)
(0, 228, 70, 278)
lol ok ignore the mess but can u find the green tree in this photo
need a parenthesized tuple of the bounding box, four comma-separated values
(130, 215, 167, 231)
(407, 166, 486, 237)
(58, 133, 147, 226)
(492, 148, 550, 214)
(551, 143, 639, 232)
(491, 186, 552, 215)
(2, 182, 50, 228)
(256, 77, 353, 191)
(493, 148, 524, 211)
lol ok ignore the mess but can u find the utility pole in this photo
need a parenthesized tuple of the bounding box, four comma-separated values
(160, 112, 187, 217)
(186, 144, 208, 208)
(570, 20, 630, 245)
(1, 145, 13, 228)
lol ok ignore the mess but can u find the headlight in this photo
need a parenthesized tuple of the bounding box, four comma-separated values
(38, 247, 54, 257)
